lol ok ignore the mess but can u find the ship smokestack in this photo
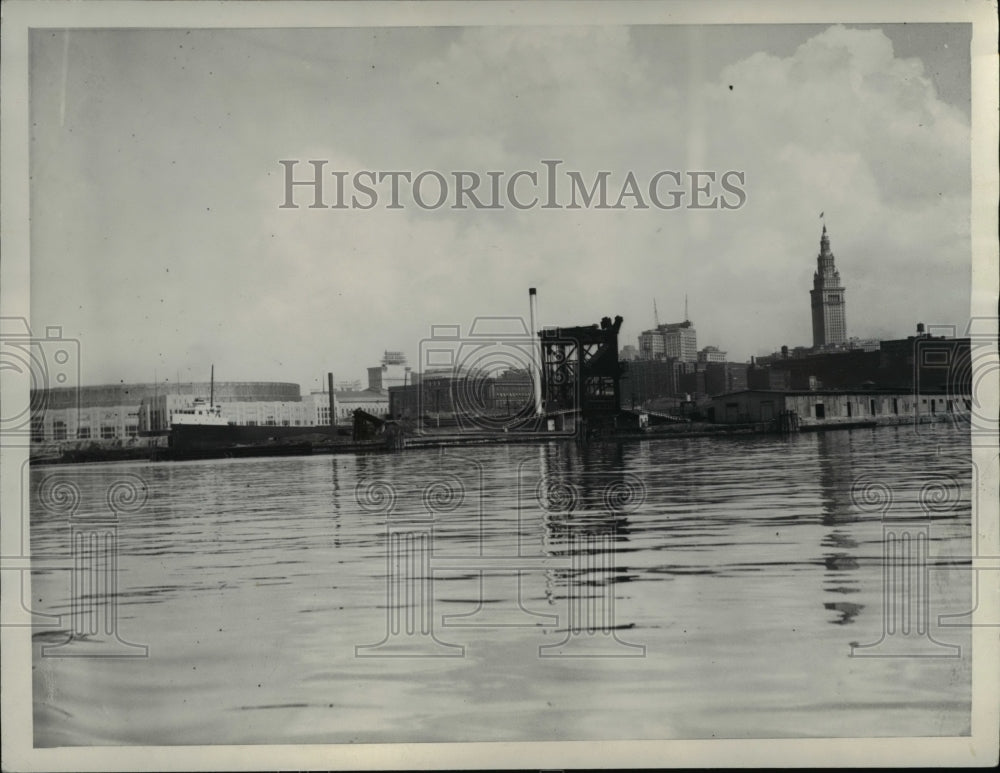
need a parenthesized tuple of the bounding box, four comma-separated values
(210, 365, 214, 407)
(529, 288, 543, 416)
(327, 372, 335, 426)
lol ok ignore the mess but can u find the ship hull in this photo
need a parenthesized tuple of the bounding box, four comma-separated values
(169, 423, 346, 452)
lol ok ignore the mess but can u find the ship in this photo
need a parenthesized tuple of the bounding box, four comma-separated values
(167, 366, 350, 458)
(170, 396, 228, 426)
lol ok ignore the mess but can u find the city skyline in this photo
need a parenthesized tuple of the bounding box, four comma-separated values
(27, 23, 972, 391)
(29, 216, 944, 393)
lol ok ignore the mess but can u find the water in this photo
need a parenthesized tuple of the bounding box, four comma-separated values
(30, 425, 972, 746)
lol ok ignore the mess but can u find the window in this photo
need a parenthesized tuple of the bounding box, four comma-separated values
(246, 420, 257, 426)
(870, 399, 877, 415)
(892, 398, 899, 415)
(125, 424, 138, 436)
(52, 421, 67, 440)
(31, 418, 44, 442)
(930, 399, 936, 414)
(101, 425, 116, 439)
(281, 419, 290, 426)
(77, 427, 91, 439)
(846, 402, 852, 418)
(815, 404, 826, 419)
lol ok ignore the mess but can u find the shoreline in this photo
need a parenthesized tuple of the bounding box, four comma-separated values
(28, 414, 967, 466)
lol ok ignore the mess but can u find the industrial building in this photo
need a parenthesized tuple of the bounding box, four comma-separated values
(388, 369, 533, 424)
(747, 325, 971, 393)
(30, 378, 393, 444)
(708, 388, 971, 429)
(31, 381, 302, 442)
(311, 388, 389, 423)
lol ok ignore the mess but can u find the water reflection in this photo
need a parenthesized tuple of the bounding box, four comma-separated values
(534, 443, 645, 656)
(816, 432, 864, 623)
(30, 427, 972, 745)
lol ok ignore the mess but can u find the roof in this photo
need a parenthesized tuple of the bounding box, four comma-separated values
(335, 390, 388, 401)
(711, 388, 964, 399)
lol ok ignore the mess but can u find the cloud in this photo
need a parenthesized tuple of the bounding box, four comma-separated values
(28, 24, 971, 387)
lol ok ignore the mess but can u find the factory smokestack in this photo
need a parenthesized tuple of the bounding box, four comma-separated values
(529, 288, 543, 416)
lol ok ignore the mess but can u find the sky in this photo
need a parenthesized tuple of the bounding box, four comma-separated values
(28, 23, 972, 392)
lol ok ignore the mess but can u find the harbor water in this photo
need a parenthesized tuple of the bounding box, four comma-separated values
(30, 425, 972, 745)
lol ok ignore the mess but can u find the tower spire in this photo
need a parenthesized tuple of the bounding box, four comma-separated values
(810, 221, 846, 348)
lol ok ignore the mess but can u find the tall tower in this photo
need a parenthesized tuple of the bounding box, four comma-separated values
(810, 224, 846, 348)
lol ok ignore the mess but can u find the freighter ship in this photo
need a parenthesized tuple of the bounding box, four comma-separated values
(170, 396, 229, 426)
(168, 366, 345, 457)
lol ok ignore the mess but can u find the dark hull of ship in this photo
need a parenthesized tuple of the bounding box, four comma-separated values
(169, 423, 346, 453)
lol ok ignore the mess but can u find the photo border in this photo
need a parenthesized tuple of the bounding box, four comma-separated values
(2, 1, 997, 769)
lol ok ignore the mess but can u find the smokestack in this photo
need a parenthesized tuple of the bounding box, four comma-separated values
(327, 372, 335, 426)
(529, 288, 543, 416)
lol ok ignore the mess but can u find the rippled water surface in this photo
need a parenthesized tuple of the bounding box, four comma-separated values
(31, 426, 972, 745)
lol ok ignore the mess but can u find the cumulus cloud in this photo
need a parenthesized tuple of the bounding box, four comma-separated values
(29, 24, 970, 386)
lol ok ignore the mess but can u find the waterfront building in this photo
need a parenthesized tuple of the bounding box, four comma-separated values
(30, 381, 303, 441)
(708, 388, 971, 428)
(810, 225, 847, 347)
(31, 377, 395, 445)
(387, 368, 536, 422)
(493, 368, 535, 413)
(388, 373, 478, 420)
(679, 361, 750, 398)
(327, 389, 389, 422)
(747, 325, 970, 393)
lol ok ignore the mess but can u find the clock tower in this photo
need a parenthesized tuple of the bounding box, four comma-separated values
(810, 224, 847, 348)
